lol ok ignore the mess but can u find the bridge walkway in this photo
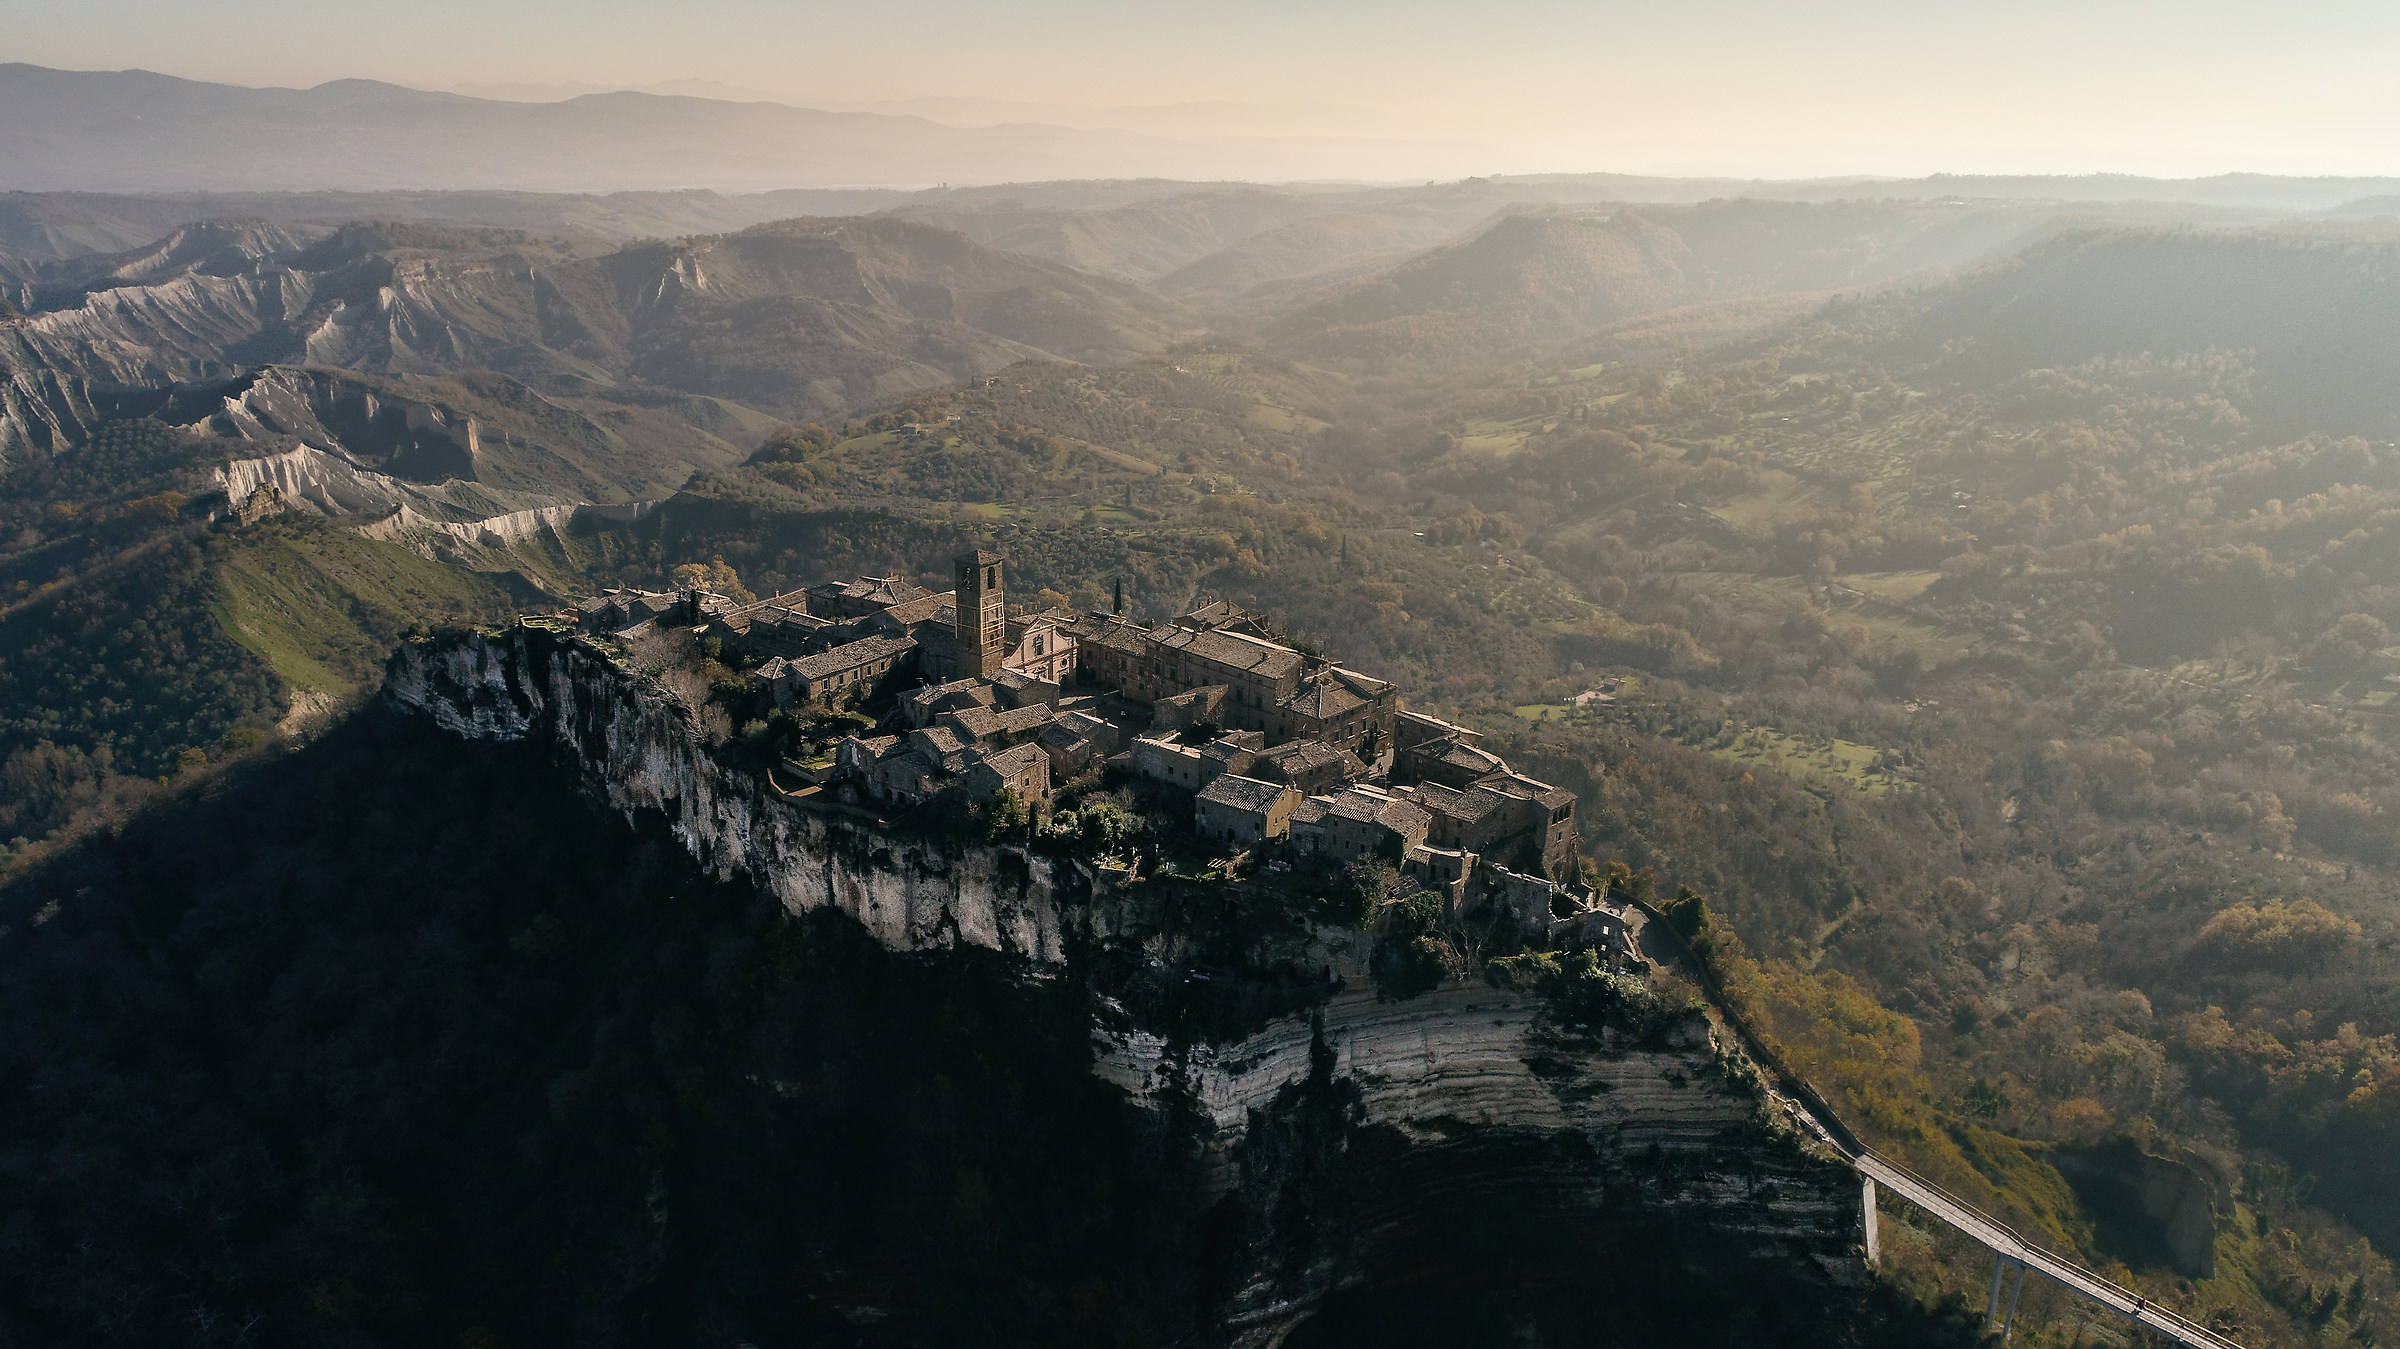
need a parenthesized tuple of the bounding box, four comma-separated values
(1614, 894, 2241, 1348)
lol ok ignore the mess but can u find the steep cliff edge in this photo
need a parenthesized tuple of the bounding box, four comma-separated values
(383, 624, 1902, 1346)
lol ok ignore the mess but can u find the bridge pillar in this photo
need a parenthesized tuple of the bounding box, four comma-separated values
(1861, 1177, 1879, 1264)
(1988, 1252, 2009, 1328)
(2001, 1260, 2028, 1341)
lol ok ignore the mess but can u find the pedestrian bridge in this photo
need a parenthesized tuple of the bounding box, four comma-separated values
(1849, 1148, 2240, 1347)
(1619, 895, 2242, 1348)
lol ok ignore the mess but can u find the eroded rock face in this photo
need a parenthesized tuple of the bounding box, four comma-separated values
(387, 624, 1080, 961)
(387, 625, 1867, 1344)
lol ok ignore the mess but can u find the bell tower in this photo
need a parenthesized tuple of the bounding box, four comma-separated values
(953, 548, 1006, 678)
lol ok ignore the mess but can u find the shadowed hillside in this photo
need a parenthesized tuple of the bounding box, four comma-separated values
(1898, 227, 2400, 438)
(1256, 198, 2289, 371)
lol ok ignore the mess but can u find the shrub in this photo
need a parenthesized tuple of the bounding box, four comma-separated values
(2193, 897, 2360, 972)
(1370, 888, 1448, 999)
(1488, 949, 1696, 1046)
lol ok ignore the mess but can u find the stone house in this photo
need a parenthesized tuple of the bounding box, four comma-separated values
(939, 701, 1056, 749)
(899, 678, 995, 728)
(1393, 734, 1510, 790)
(964, 741, 1051, 807)
(1195, 774, 1301, 846)
(1131, 735, 1213, 791)
(1399, 772, 1580, 881)
(790, 634, 919, 702)
(834, 728, 1049, 809)
(1273, 667, 1397, 763)
(1063, 604, 1396, 760)
(573, 588, 679, 635)
(746, 656, 800, 707)
(1150, 684, 1229, 734)
(1393, 708, 1482, 752)
(806, 575, 934, 619)
(1253, 739, 1366, 795)
(1037, 711, 1120, 776)
(1290, 785, 1430, 865)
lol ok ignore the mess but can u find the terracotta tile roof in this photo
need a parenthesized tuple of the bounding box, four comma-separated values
(941, 706, 1006, 743)
(1150, 625, 1304, 680)
(791, 634, 916, 681)
(1283, 681, 1366, 720)
(1258, 739, 1366, 780)
(1197, 774, 1291, 814)
(1329, 667, 1393, 696)
(811, 576, 934, 609)
(910, 726, 968, 760)
(1326, 789, 1393, 824)
(995, 704, 1057, 735)
(1409, 781, 1509, 823)
(1432, 740, 1509, 777)
(1065, 613, 1150, 653)
(879, 593, 952, 626)
(1375, 797, 1432, 836)
(967, 741, 1047, 781)
(1200, 738, 1254, 766)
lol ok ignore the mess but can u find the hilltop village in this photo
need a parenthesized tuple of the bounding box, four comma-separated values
(571, 547, 1594, 926)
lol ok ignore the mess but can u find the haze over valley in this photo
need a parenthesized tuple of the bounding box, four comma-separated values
(6, 9, 2400, 1349)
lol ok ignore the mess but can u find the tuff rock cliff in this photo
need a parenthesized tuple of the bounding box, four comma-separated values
(386, 623, 1876, 1346)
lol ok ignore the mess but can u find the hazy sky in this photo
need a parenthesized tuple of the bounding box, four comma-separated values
(7, 0, 2397, 178)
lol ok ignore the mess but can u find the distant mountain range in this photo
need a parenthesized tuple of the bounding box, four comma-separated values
(17, 63, 2400, 206)
(0, 64, 1485, 192)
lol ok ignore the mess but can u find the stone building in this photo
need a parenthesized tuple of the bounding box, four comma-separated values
(1393, 734, 1510, 791)
(1393, 708, 1482, 753)
(1037, 711, 1120, 776)
(1396, 772, 1580, 881)
(787, 634, 918, 702)
(805, 575, 933, 619)
(1290, 785, 1431, 864)
(1403, 845, 1571, 934)
(1131, 735, 1213, 791)
(963, 741, 1051, 807)
(1063, 603, 1395, 762)
(1252, 740, 1367, 795)
(1195, 774, 1301, 846)
(574, 545, 1579, 861)
(573, 588, 680, 635)
(1274, 667, 1396, 762)
(835, 727, 1051, 809)
(734, 604, 836, 659)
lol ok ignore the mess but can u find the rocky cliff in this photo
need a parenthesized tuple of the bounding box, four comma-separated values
(386, 623, 1878, 1345)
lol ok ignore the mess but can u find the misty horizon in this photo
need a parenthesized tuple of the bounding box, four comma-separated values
(9, 0, 2400, 181)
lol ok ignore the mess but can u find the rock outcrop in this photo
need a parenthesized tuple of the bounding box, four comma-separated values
(386, 623, 1869, 1344)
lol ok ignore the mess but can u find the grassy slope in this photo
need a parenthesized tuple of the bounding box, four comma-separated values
(212, 519, 515, 696)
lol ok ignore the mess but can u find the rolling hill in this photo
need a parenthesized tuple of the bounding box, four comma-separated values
(1252, 198, 2286, 369)
(1894, 226, 2400, 439)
